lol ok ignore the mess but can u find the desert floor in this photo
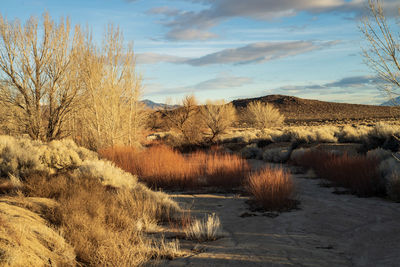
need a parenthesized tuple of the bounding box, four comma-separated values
(160, 160, 400, 267)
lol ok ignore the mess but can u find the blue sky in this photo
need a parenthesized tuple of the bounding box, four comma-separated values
(2, 0, 399, 104)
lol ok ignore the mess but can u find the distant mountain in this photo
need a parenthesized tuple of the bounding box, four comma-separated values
(381, 97, 400, 106)
(141, 99, 180, 110)
(232, 94, 400, 123)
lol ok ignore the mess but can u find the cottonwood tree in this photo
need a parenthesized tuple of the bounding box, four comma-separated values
(0, 13, 83, 141)
(78, 25, 146, 148)
(361, 0, 400, 101)
(244, 101, 284, 131)
(200, 100, 236, 142)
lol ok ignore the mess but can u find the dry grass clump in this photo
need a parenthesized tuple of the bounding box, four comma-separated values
(338, 125, 370, 143)
(377, 157, 400, 202)
(293, 150, 383, 197)
(283, 126, 339, 144)
(23, 172, 182, 266)
(262, 147, 292, 163)
(100, 145, 200, 188)
(0, 174, 22, 194)
(366, 148, 393, 161)
(0, 198, 76, 266)
(246, 167, 295, 211)
(322, 154, 383, 196)
(199, 151, 250, 187)
(0, 136, 184, 266)
(240, 145, 263, 159)
(100, 145, 250, 189)
(0, 135, 97, 178)
(184, 213, 223, 242)
(385, 171, 400, 202)
(218, 128, 263, 143)
(76, 159, 138, 189)
(369, 122, 400, 139)
(216, 123, 400, 152)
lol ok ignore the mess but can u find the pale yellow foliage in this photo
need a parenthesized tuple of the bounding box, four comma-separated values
(0, 13, 84, 141)
(76, 24, 146, 149)
(0, 135, 96, 177)
(201, 100, 237, 141)
(244, 101, 285, 130)
(0, 135, 184, 266)
(185, 213, 223, 242)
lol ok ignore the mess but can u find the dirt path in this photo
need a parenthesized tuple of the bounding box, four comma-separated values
(162, 162, 400, 267)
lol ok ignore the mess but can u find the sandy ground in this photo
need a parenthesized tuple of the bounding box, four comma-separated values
(160, 161, 400, 267)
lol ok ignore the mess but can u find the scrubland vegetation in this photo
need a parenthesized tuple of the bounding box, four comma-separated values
(243, 101, 285, 131)
(1, 2, 400, 265)
(246, 167, 295, 211)
(0, 136, 182, 266)
(291, 150, 383, 196)
(99, 144, 297, 211)
(99, 145, 250, 189)
(0, 12, 299, 266)
(218, 122, 400, 147)
(184, 213, 224, 242)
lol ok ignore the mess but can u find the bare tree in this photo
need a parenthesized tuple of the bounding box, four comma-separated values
(78, 25, 145, 148)
(200, 100, 236, 142)
(0, 13, 83, 141)
(361, 0, 400, 101)
(161, 95, 202, 143)
(244, 101, 284, 131)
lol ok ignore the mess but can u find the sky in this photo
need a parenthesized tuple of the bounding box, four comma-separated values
(2, 0, 399, 105)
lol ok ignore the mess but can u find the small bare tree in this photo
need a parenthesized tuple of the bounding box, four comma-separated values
(161, 95, 202, 143)
(244, 101, 284, 131)
(361, 0, 400, 100)
(0, 13, 83, 141)
(200, 100, 236, 142)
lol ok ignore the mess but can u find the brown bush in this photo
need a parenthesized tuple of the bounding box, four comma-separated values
(100, 145, 250, 189)
(246, 167, 295, 211)
(23, 172, 181, 266)
(195, 151, 250, 187)
(293, 150, 384, 197)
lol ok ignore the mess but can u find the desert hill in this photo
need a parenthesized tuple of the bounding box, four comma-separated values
(232, 95, 400, 124)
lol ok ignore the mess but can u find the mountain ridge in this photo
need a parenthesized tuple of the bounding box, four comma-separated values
(232, 94, 400, 123)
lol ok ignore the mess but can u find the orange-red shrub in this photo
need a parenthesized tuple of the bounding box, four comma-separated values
(246, 167, 295, 211)
(99, 145, 250, 189)
(294, 150, 383, 196)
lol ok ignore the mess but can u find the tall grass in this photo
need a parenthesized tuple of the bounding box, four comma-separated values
(184, 213, 223, 242)
(246, 167, 295, 211)
(99, 145, 250, 189)
(293, 150, 383, 196)
(23, 172, 182, 266)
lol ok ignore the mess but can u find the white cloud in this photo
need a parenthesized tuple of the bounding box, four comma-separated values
(149, 0, 399, 40)
(137, 40, 338, 65)
(275, 75, 382, 93)
(136, 52, 189, 64)
(186, 41, 337, 65)
(145, 73, 252, 96)
(166, 28, 218, 41)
